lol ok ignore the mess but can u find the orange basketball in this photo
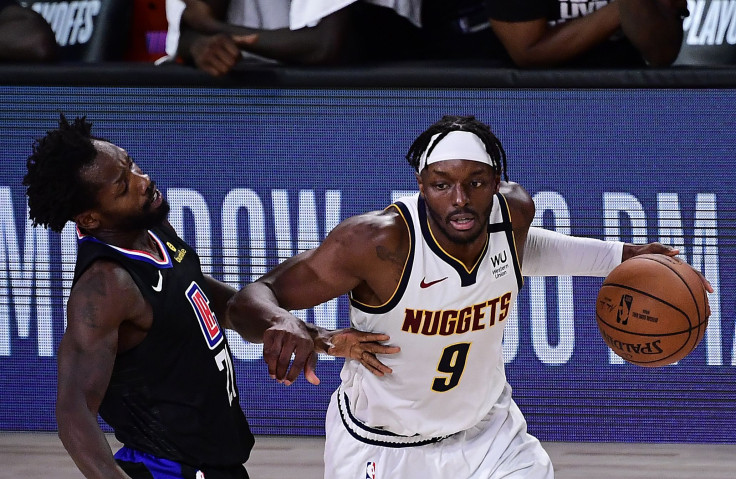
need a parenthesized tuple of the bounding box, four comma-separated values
(595, 254, 709, 367)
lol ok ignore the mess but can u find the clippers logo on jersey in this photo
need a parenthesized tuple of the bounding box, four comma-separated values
(186, 281, 224, 350)
(366, 462, 376, 479)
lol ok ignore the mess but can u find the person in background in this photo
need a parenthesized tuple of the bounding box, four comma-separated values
(486, 0, 688, 67)
(167, 0, 423, 76)
(125, 0, 168, 62)
(0, 0, 56, 61)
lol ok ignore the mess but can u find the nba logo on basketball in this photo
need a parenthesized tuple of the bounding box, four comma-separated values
(365, 461, 376, 479)
(616, 294, 633, 325)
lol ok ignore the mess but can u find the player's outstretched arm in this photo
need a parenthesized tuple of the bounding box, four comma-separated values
(227, 213, 402, 385)
(488, 3, 620, 68)
(522, 227, 625, 277)
(521, 229, 713, 293)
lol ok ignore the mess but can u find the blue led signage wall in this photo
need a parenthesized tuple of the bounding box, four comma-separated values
(0, 86, 733, 442)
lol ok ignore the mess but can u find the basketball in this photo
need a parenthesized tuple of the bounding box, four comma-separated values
(595, 254, 709, 367)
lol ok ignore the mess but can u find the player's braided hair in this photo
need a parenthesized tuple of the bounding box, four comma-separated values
(405, 115, 509, 181)
(23, 114, 103, 232)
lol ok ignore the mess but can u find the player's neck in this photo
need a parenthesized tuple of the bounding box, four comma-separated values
(428, 223, 488, 269)
(93, 228, 159, 256)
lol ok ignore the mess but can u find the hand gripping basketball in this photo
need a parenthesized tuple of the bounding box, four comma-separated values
(596, 254, 709, 367)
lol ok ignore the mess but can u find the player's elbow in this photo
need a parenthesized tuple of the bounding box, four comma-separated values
(14, 23, 58, 62)
(296, 29, 347, 65)
(300, 42, 343, 65)
(643, 46, 681, 67)
(510, 56, 544, 69)
(504, 47, 556, 69)
(296, 10, 350, 65)
(639, 31, 684, 67)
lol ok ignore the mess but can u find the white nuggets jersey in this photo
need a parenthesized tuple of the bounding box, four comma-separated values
(340, 192, 523, 439)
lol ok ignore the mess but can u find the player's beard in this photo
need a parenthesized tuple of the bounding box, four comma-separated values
(426, 204, 487, 245)
(118, 200, 170, 231)
(118, 185, 171, 231)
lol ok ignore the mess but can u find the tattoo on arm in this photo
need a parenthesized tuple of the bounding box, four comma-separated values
(77, 270, 112, 329)
(376, 245, 404, 267)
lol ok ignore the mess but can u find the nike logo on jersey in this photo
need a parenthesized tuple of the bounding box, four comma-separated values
(152, 270, 163, 292)
(420, 277, 448, 288)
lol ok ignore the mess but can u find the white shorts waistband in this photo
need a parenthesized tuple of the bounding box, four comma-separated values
(337, 387, 450, 448)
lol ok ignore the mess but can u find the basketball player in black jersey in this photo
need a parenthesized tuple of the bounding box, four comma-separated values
(23, 115, 393, 479)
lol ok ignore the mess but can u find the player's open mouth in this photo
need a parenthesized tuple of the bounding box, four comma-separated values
(150, 189, 163, 208)
(450, 216, 475, 231)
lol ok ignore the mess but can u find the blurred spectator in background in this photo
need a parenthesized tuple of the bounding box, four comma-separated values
(166, 0, 424, 76)
(486, 0, 688, 67)
(20, 0, 132, 62)
(175, 0, 346, 75)
(125, 0, 168, 62)
(165, 0, 689, 74)
(0, 0, 56, 61)
(289, 0, 424, 63)
(418, 0, 507, 63)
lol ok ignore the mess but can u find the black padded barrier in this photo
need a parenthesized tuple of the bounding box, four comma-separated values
(2, 62, 736, 88)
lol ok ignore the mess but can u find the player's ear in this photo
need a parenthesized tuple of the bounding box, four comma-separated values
(74, 210, 100, 232)
(494, 174, 501, 193)
(416, 171, 425, 196)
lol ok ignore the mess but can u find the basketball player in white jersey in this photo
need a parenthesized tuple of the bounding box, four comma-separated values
(227, 115, 697, 478)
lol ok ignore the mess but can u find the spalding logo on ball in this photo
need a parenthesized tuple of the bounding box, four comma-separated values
(596, 254, 709, 367)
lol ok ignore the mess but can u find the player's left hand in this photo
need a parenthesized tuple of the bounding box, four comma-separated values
(622, 242, 678, 261)
(322, 329, 401, 377)
(622, 242, 714, 293)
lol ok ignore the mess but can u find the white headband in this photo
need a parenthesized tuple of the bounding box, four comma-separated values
(417, 131, 493, 171)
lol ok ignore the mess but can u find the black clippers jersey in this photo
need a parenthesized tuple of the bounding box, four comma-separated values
(72, 223, 254, 469)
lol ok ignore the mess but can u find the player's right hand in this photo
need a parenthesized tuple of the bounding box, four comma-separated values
(191, 34, 241, 76)
(323, 329, 401, 377)
(262, 316, 320, 386)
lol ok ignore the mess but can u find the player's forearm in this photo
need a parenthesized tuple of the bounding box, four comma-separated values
(226, 282, 294, 343)
(234, 25, 345, 65)
(537, 7, 620, 64)
(493, 5, 620, 67)
(521, 227, 624, 277)
(177, 13, 249, 62)
(618, 0, 685, 66)
(230, 9, 348, 65)
(57, 410, 129, 479)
